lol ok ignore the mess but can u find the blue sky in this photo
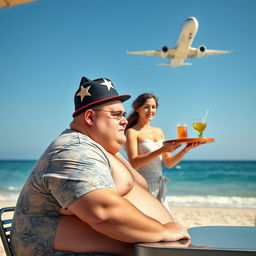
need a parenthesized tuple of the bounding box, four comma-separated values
(0, 0, 256, 160)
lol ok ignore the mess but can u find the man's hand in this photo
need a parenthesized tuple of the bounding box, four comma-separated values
(163, 222, 191, 241)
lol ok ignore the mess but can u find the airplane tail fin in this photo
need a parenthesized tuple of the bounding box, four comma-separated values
(157, 62, 192, 67)
(156, 63, 172, 66)
(178, 62, 192, 66)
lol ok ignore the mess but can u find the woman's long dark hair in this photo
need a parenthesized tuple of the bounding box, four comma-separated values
(125, 93, 158, 131)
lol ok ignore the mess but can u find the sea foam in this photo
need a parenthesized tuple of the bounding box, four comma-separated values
(166, 195, 256, 208)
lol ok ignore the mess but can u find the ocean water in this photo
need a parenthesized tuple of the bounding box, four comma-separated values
(164, 161, 256, 208)
(0, 160, 256, 208)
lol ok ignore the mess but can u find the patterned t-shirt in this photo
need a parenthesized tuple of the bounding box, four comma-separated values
(10, 129, 115, 256)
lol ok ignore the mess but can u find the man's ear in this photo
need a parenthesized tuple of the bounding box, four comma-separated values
(83, 109, 95, 126)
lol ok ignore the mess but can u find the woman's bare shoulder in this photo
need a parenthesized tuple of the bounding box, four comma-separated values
(126, 127, 137, 132)
(126, 125, 142, 133)
(126, 127, 139, 137)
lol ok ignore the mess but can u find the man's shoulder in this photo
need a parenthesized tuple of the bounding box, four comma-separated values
(50, 129, 109, 161)
(53, 129, 98, 149)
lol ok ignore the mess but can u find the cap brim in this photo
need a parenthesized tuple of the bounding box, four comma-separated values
(73, 94, 131, 117)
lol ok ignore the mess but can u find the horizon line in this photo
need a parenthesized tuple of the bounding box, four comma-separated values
(0, 159, 256, 162)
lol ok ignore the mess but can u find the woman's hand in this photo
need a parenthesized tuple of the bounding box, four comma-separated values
(162, 141, 182, 153)
(184, 141, 206, 153)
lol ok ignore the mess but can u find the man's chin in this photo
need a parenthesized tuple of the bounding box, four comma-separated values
(118, 135, 127, 145)
(105, 138, 126, 154)
(107, 144, 123, 155)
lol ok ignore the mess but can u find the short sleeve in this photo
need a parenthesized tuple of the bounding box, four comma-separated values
(43, 143, 115, 209)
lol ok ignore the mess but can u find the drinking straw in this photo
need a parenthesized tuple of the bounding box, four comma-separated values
(202, 109, 209, 123)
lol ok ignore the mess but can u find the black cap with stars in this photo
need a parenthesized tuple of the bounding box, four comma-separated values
(72, 76, 131, 118)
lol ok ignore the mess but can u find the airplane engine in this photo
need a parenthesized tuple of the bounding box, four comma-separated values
(196, 45, 207, 57)
(161, 46, 169, 57)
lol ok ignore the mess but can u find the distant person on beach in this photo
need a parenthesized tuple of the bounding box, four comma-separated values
(125, 93, 204, 206)
(10, 77, 190, 256)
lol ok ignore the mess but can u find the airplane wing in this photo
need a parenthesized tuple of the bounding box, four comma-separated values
(127, 48, 177, 58)
(188, 47, 231, 58)
(203, 49, 231, 56)
(127, 50, 161, 57)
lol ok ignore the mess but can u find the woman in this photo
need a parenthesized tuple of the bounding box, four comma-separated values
(125, 93, 203, 206)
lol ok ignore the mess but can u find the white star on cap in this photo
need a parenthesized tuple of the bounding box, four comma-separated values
(100, 78, 115, 91)
(76, 85, 91, 101)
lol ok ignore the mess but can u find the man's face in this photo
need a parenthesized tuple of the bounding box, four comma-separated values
(90, 100, 128, 154)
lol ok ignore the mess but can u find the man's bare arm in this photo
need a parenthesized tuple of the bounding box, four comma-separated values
(68, 188, 190, 243)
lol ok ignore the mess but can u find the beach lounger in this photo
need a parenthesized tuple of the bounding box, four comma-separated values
(0, 206, 15, 256)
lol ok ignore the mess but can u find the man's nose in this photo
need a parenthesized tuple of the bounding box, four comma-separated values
(121, 116, 128, 125)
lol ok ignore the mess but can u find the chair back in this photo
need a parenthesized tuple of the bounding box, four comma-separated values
(0, 207, 15, 256)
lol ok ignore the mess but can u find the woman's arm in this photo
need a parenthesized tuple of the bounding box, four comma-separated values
(125, 128, 181, 169)
(162, 142, 205, 168)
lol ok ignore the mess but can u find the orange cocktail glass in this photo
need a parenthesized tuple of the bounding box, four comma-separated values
(177, 124, 188, 139)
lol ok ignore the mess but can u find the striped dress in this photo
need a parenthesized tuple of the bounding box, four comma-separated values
(136, 140, 169, 204)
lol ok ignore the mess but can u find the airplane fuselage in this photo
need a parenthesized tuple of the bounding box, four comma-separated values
(174, 17, 198, 61)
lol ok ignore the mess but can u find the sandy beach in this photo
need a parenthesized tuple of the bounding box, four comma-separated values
(170, 206, 256, 228)
(0, 200, 255, 256)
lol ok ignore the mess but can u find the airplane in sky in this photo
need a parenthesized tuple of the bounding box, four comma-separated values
(127, 17, 231, 67)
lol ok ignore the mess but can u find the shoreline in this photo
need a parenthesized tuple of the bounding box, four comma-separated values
(169, 205, 256, 228)
(1, 200, 255, 256)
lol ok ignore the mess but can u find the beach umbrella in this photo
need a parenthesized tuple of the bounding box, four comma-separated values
(0, 0, 36, 8)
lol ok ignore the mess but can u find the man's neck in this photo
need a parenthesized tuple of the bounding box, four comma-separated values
(70, 119, 89, 136)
